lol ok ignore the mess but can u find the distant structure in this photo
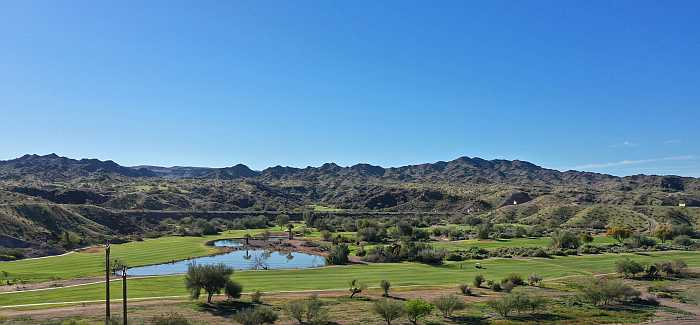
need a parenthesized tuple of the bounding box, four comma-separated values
(679, 202, 686, 207)
(513, 200, 518, 205)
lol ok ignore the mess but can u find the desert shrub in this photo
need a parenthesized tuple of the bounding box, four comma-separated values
(464, 246, 489, 259)
(355, 245, 367, 257)
(326, 244, 350, 265)
(233, 307, 279, 325)
(251, 290, 263, 304)
(432, 295, 465, 317)
(501, 281, 515, 292)
(152, 313, 191, 325)
(446, 252, 464, 261)
(488, 292, 547, 318)
(285, 294, 328, 325)
(477, 223, 492, 239)
(673, 235, 694, 247)
(404, 299, 434, 325)
(458, 283, 472, 296)
(488, 296, 516, 318)
(615, 258, 644, 278)
(224, 280, 243, 300)
(624, 234, 657, 248)
(349, 279, 366, 298)
(550, 230, 581, 249)
(607, 226, 633, 244)
(473, 274, 486, 288)
(644, 263, 661, 279)
(578, 278, 641, 306)
(491, 282, 502, 292)
(373, 299, 404, 325)
(578, 244, 602, 254)
(503, 274, 524, 286)
(528, 273, 543, 286)
(380, 280, 391, 297)
(320, 230, 333, 241)
(185, 263, 235, 303)
(356, 224, 387, 243)
(415, 248, 447, 265)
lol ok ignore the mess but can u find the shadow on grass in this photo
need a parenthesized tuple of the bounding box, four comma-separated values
(505, 313, 573, 322)
(449, 315, 490, 324)
(196, 300, 255, 317)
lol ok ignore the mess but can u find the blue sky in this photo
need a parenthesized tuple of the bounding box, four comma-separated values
(1, 1, 698, 176)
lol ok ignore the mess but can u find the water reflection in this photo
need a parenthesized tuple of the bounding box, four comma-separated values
(126, 239, 325, 276)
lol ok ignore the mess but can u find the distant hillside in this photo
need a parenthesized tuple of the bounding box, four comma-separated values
(1, 154, 698, 212)
(1, 153, 699, 255)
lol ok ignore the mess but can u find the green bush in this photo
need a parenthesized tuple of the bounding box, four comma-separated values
(473, 274, 485, 288)
(152, 313, 191, 325)
(380, 280, 391, 297)
(528, 273, 543, 286)
(502, 274, 524, 286)
(615, 258, 644, 278)
(404, 299, 434, 325)
(224, 281, 243, 300)
(233, 307, 278, 325)
(578, 278, 641, 306)
(373, 299, 404, 325)
(432, 295, 465, 318)
(185, 263, 234, 303)
(458, 283, 472, 296)
(673, 235, 694, 247)
(285, 295, 329, 325)
(251, 290, 263, 303)
(326, 244, 350, 265)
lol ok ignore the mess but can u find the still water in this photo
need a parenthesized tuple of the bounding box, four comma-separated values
(126, 239, 326, 276)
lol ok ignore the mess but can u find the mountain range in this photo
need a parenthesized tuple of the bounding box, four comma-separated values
(1, 153, 698, 255)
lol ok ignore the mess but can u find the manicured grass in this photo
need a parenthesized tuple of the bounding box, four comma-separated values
(2, 251, 698, 307)
(432, 236, 617, 251)
(0, 229, 267, 282)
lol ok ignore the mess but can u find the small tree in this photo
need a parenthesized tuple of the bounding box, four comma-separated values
(528, 273, 543, 286)
(579, 232, 594, 244)
(615, 258, 644, 278)
(432, 295, 465, 318)
(287, 223, 294, 239)
(473, 274, 485, 288)
(380, 280, 391, 297)
(550, 230, 581, 249)
(653, 223, 674, 243)
(349, 279, 366, 298)
(405, 299, 434, 325)
(251, 290, 263, 304)
(326, 244, 350, 265)
(224, 280, 243, 300)
(185, 263, 235, 303)
(276, 214, 290, 230)
(373, 299, 404, 325)
(477, 223, 491, 239)
(673, 235, 694, 247)
(607, 226, 633, 244)
(488, 296, 515, 318)
(458, 283, 472, 296)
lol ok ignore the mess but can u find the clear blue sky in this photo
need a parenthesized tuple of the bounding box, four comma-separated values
(1, 1, 698, 176)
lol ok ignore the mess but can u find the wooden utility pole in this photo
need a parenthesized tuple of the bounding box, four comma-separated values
(105, 242, 111, 325)
(122, 266, 127, 325)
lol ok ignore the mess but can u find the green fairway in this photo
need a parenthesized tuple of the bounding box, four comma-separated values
(0, 229, 266, 282)
(2, 251, 698, 308)
(431, 235, 617, 251)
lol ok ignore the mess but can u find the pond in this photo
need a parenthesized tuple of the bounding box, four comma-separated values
(126, 239, 326, 276)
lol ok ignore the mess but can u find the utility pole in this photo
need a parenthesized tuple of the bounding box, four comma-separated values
(122, 266, 127, 325)
(105, 242, 111, 325)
